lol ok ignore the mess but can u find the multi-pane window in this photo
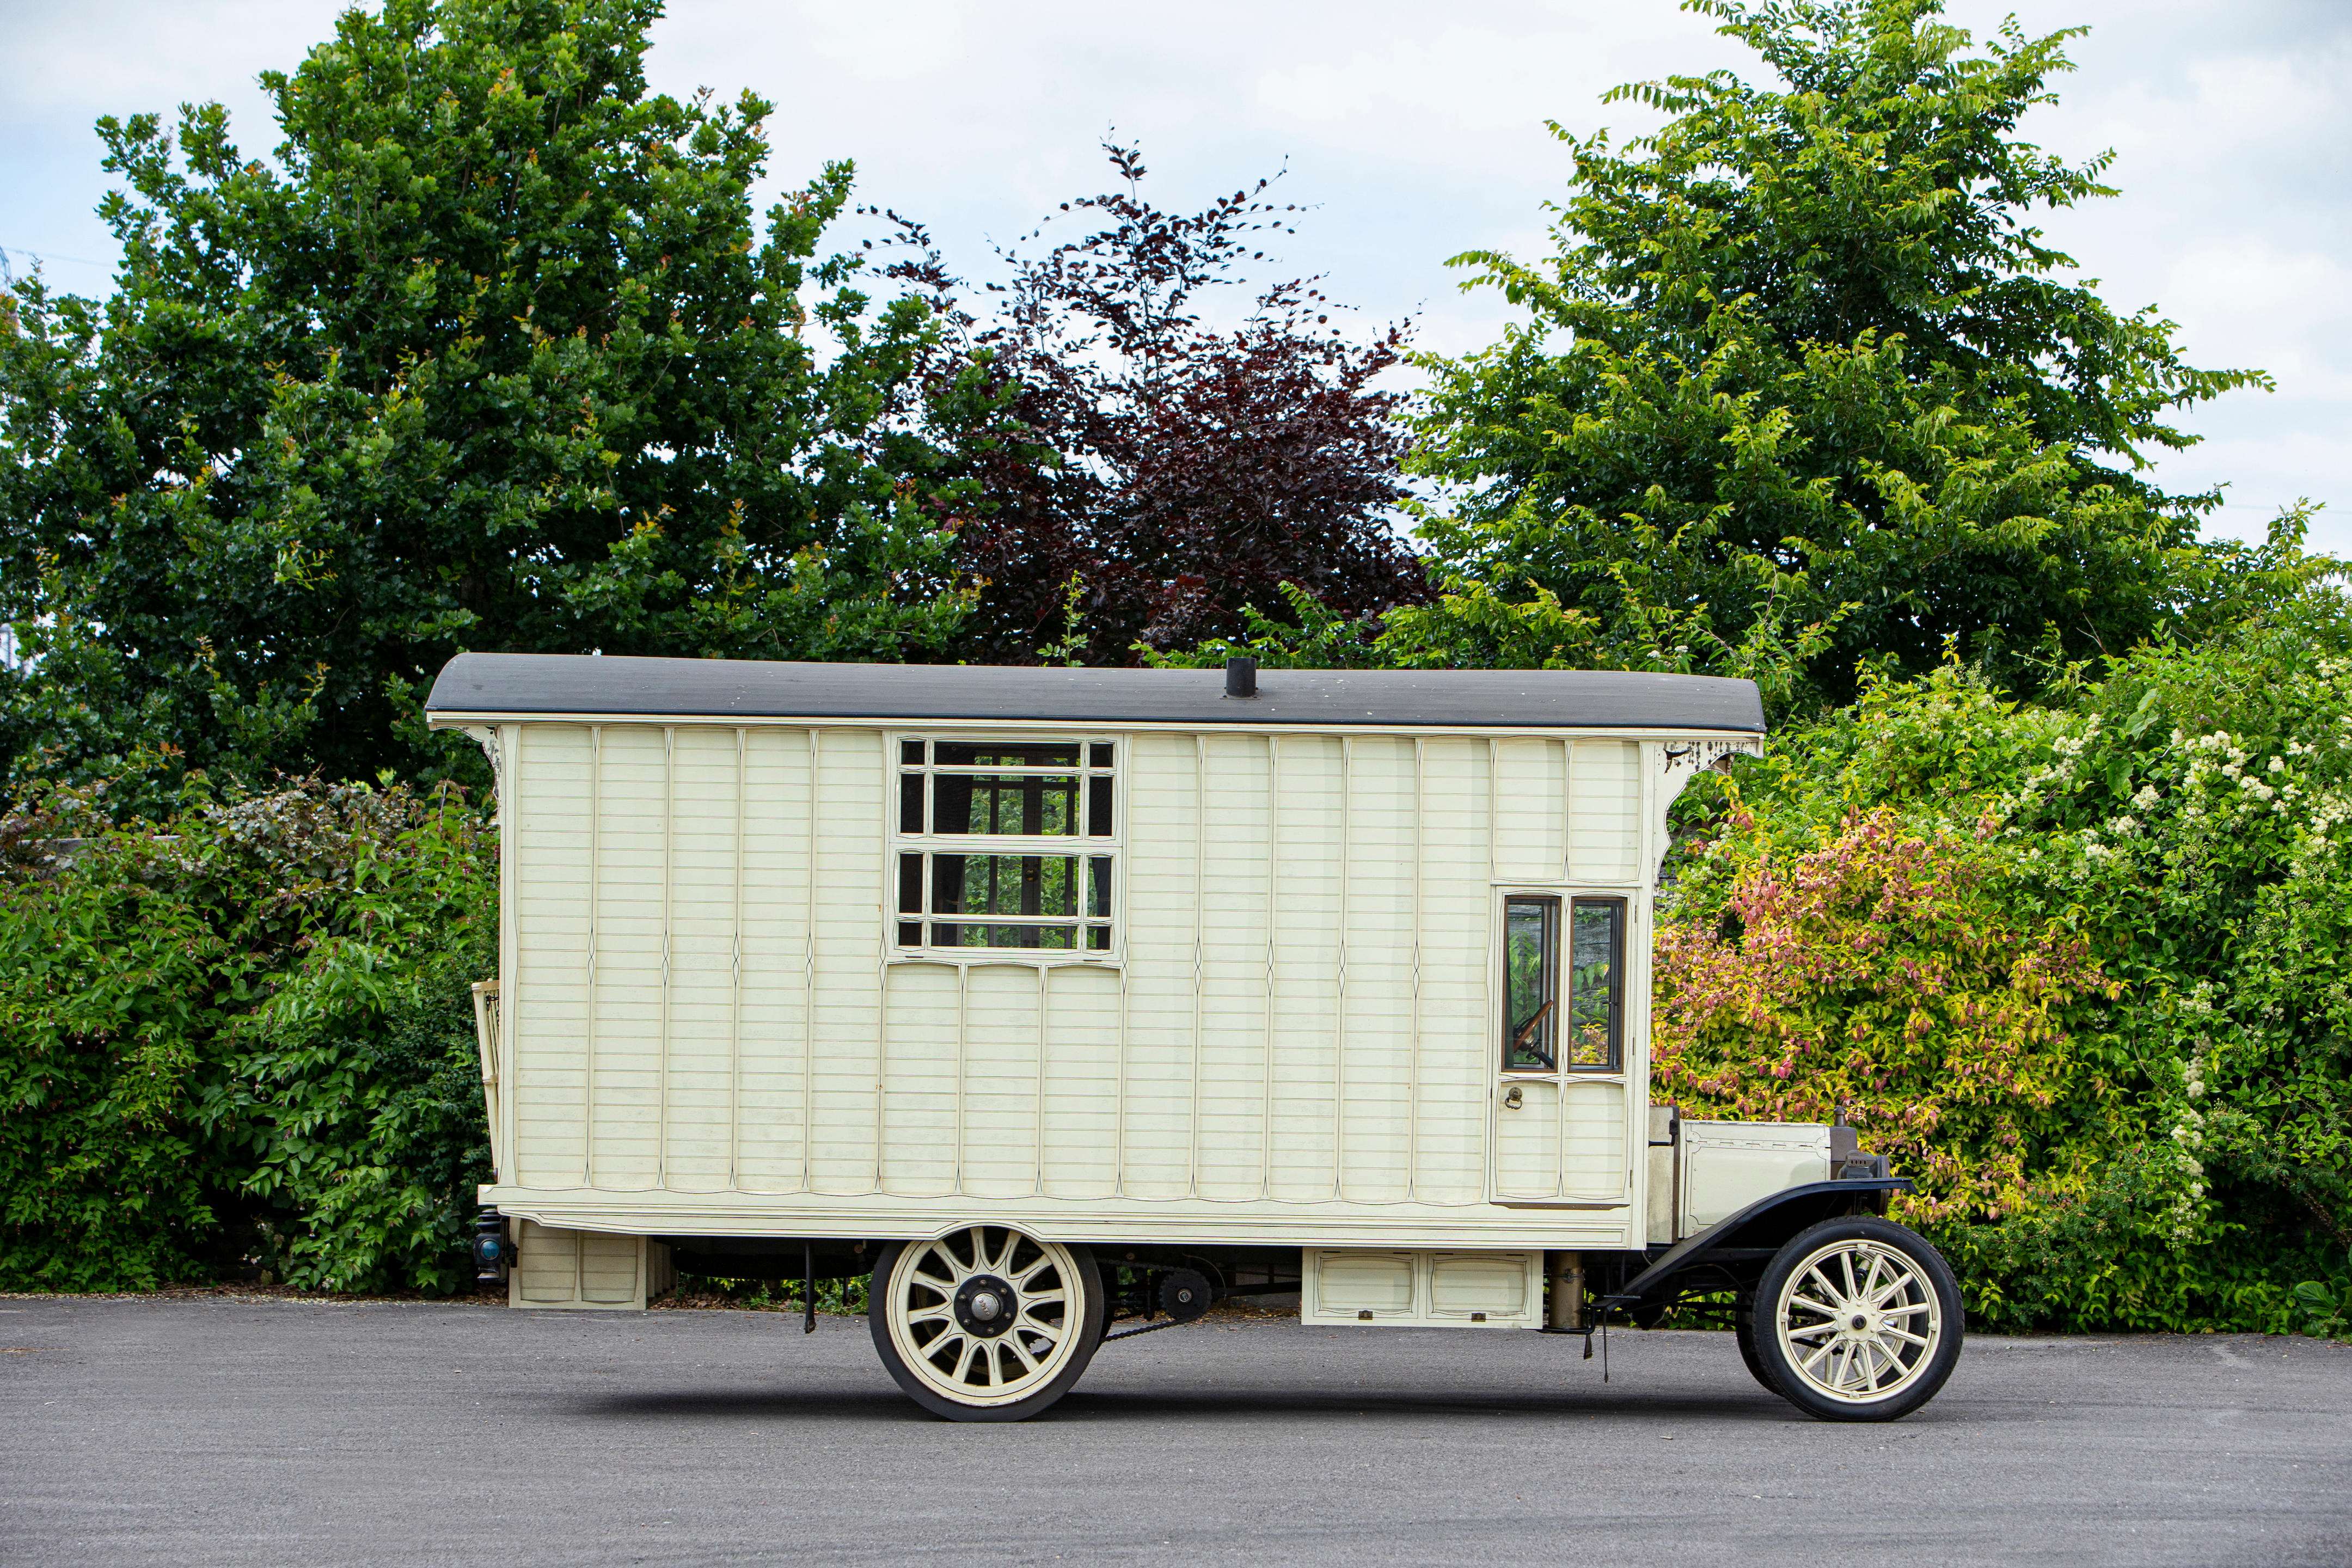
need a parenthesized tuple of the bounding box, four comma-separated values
(895, 740, 1117, 952)
(1503, 895, 1624, 1072)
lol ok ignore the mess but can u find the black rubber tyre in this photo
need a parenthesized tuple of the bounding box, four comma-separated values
(1734, 1300, 1782, 1395)
(1751, 1216, 1963, 1422)
(867, 1227, 1106, 1422)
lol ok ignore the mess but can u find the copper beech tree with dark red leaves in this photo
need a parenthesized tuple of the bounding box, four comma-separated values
(902, 143, 1430, 664)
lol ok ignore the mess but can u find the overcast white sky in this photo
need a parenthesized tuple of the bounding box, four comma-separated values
(3, 0, 2345, 550)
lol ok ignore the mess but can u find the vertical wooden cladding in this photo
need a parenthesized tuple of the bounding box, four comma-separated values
(1567, 740, 1642, 882)
(1492, 737, 1642, 884)
(509, 724, 869, 1194)
(1118, 733, 1494, 1205)
(505, 719, 1646, 1212)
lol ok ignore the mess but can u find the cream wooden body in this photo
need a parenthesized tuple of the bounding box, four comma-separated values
(443, 711, 1758, 1257)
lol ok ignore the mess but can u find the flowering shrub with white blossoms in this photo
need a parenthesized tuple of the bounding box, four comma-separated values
(1659, 592, 2352, 1334)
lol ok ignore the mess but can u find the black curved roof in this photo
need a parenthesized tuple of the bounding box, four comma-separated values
(424, 653, 1766, 733)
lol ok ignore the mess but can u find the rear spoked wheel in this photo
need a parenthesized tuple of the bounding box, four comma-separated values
(868, 1226, 1104, 1422)
(1754, 1216, 1963, 1422)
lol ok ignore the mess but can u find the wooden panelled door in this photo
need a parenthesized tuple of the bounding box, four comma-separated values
(1491, 890, 1632, 1204)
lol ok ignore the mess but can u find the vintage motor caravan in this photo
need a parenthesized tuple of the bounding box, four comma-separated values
(428, 653, 1962, 1422)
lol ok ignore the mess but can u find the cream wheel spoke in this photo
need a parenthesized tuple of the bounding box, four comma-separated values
(915, 1241, 964, 1286)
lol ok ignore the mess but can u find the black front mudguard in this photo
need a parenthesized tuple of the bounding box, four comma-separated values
(1595, 1177, 1913, 1319)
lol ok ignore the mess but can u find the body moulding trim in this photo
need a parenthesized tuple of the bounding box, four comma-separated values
(476, 1186, 1634, 1252)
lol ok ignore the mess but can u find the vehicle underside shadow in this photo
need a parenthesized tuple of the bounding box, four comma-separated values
(566, 1383, 1904, 1426)
(1048, 1387, 1810, 1423)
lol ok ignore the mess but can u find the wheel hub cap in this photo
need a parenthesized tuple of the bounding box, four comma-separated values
(954, 1274, 1018, 1339)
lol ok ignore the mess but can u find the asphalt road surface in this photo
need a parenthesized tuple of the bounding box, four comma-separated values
(5, 1296, 2350, 1567)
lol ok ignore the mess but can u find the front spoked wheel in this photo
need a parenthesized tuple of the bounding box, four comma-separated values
(1734, 1300, 1781, 1396)
(1754, 1216, 1963, 1422)
(867, 1226, 1104, 1422)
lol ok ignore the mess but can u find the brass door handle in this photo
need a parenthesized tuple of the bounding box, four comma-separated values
(1503, 1086, 1524, 1110)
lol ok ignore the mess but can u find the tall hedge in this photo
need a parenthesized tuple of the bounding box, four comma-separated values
(0, 779, 495, 1292)
(1658, 589, 2352, 1332)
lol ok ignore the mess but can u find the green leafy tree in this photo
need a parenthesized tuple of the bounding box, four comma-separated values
(1404, 0, 2273, 704)
(0, 0, 989, 795)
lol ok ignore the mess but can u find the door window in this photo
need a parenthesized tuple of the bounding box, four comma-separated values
(1565, 899, 1625, 1071)
(1503, 896, 1559, 1070)
(1502, 894, 1624, 1073)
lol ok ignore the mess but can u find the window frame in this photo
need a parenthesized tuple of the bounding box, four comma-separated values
(1562, 895, 1627, 1074)
(1497, 889, 1627, 1077)
(1502, 894, 1561, 1073)
(886, 732, 1124, 964)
